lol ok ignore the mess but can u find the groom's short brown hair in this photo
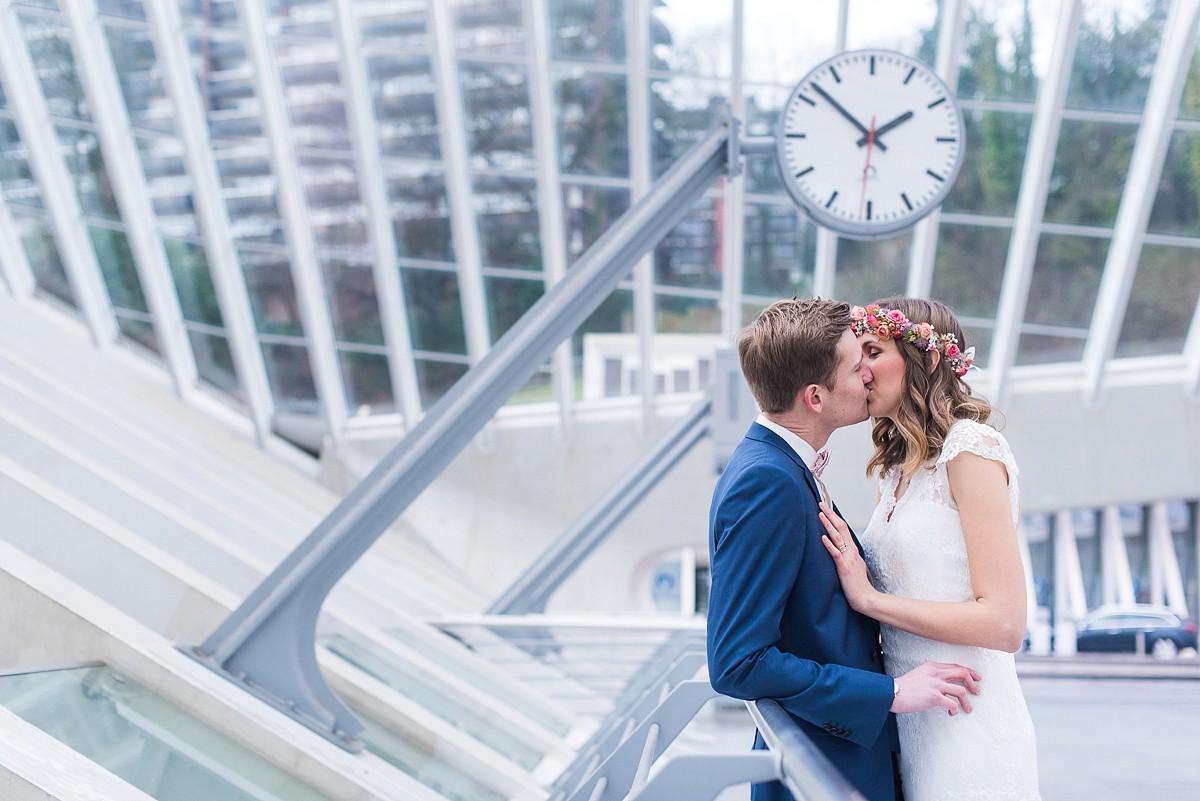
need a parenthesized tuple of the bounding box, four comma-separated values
(737, 298, 853, 414)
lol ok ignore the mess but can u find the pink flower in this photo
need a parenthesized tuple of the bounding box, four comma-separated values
(850, 305, 866, 321)
(876, 324, 891, 338)
(886, 310, 907, 324)
(917, 323, 933, 339)
(945, 343, 960, 358)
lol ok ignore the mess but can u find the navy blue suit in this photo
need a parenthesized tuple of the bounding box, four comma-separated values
(707, 423, 901, 801)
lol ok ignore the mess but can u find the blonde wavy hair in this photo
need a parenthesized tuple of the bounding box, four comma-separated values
(864, 296, 998, 478)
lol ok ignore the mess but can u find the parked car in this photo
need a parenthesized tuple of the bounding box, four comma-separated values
(1075, 604, 1197, 659)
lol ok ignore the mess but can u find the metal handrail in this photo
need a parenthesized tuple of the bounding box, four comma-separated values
(747, 698, 868, 801)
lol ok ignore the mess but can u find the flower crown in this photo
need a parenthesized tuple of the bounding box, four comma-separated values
(850, 304, 976, 378)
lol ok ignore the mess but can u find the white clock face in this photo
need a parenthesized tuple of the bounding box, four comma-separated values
(776, 49, 964, 239)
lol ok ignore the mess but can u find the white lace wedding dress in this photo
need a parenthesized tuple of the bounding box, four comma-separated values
(860, 419, 1041, 801)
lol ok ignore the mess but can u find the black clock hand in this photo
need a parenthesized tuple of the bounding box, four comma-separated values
(857, 110, 914, 147)
(811, 83, 889, 152)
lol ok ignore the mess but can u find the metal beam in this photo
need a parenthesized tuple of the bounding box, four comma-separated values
(185, 121, 733, 750)
(1081, 0, 1200, 405)
(629, 0, 656, 430)
(488, 398, 711, 615)
(987, 0, 1082, 405)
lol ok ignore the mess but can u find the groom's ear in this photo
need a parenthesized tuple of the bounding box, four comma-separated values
(801, 384, 822, 413)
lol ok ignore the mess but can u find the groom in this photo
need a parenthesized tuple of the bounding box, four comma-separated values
(707, 298, 981, 801)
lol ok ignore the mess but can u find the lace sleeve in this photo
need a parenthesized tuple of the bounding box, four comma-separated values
(935, 419, 1021, 521)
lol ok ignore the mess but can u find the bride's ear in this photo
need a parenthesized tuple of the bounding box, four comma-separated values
(927, 349, 941, 375)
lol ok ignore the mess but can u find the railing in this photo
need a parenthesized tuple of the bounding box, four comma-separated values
(748, 698, 868, 801)
(437, 612, 867, 801)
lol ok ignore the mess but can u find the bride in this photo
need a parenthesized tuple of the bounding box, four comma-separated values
(818, 297, 1041, 801)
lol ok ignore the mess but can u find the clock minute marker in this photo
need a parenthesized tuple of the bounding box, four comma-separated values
(926, 169, 945, 182)
(901, 192, 913, 211)
(795, 166, 815, 178)
(904, 67, 916, 85)
(825, 191, 839, 209)
(927, 97, 947, 109)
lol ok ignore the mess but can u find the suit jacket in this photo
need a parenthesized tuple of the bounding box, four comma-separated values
(707, 422, 901, 801)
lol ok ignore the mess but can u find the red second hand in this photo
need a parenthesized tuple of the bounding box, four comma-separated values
(859, 115, 876, 220)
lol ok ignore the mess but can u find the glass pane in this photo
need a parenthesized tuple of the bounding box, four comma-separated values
(262, 340, 319, 410)
(549, 0, 625, 63)
(339, 350, 395, 415)
(571, 288, 633, 399)
(563, 184, 629, 265)
(216, 146, 284, 246)
(242, 249, 305, 336)
(370, 55, 441, 159)
(929, 223, 1010, 368)
(0, 664, 333, 801)
(834, 233, 913, 304)
(59, 126, 120, 220)
(1016, 234, 1106, 364)
(21, 12, 90, 122)
(473, 175, 540, 270)
(189, 329, 241, 397)
(90, 226, 147, 312)
(117, 314, 159, 354)
(740, 4, 837, 87)
(393, 168, 454, 260)
(1066, 1, 1164, 113)
(301, 154, 367, 249)
(1147, 129, 1200, 237)
(649, 0, 729, 73)
(415, 358, 468, 408)
(402, 268, 467, 354)
(656, 294, 720, 335)
(324, 259, 384, 345)
(165, 239, 224, 327)
(1115, 244, 1200, 358)
(452, 0, 525, 56)
(845, 0, 937, 54)
(0, 117, 43, 211)
(955, 3, 1041, 104)
(743, 201, 814, 300)
(21, 223, 74, 306)
(1044, 120, 1136, 227)
(460, 62, 534, 169)
(485, 274, 543, 342)
(358, 714, 505, 801)
(1176, 47, 1200, 122)
(324, 633, 544, 772)
(653, 196, 719, 291)
(556, 70, 629, 177)
(650, 77, 727, 179)
(96, 0, 146, 21)
(359, 2, 427, 47)
(943, 110, 1031, 216)
(105, 22, 175, 135)
(138, 135, 197, 236)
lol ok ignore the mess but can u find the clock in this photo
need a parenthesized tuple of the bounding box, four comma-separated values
(776, 49, 964, 240)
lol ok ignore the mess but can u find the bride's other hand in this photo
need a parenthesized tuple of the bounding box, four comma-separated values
(819, 502, 879, 613)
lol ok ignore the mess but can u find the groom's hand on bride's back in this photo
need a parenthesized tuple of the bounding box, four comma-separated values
(891, 661, 983, 716)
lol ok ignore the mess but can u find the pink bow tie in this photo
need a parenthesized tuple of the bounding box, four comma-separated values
(812, 449, 830, 478)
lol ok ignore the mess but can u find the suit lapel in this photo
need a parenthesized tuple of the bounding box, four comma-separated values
(746, 422, 824, 506)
